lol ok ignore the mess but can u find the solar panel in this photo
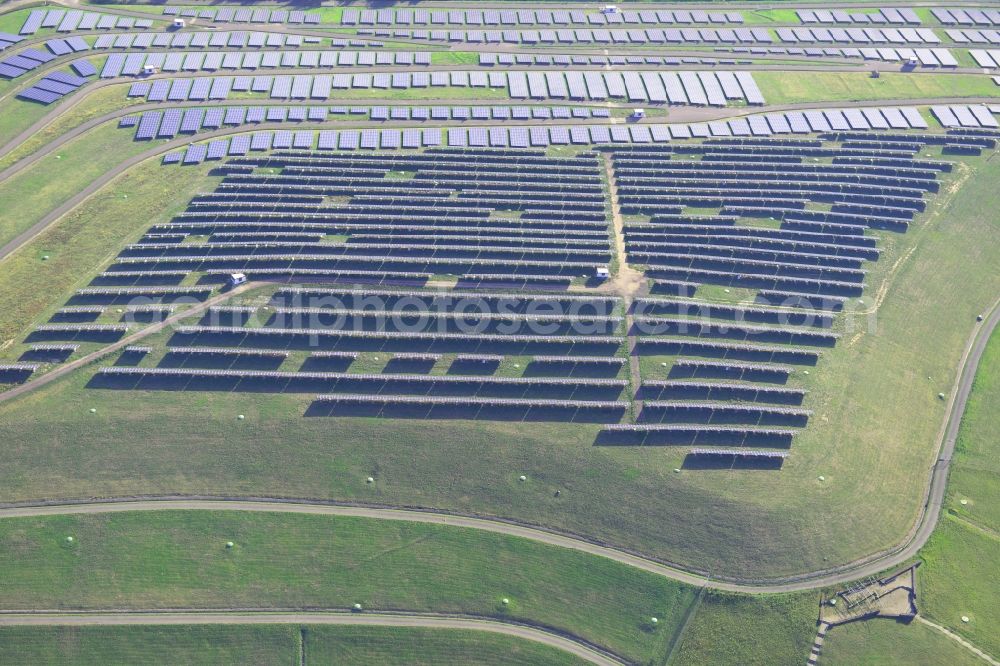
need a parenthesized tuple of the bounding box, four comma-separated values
(359, 129, 378, 149)
(0, 63, 26, 79)
(422, 128, 441, 146)
(802, 110, 831, 131)
(842, 108, 871, 129)
(250, 132, 272, 151)
(209, 77, 232, 100)
(271, 130, 294, 150)
(164, 79, 189, 102)
(339, 130, 359, 150)
(969, 104, 998, 127)
(100, 53, 126, 78)
(18, 87, 61, 104)
(197, 108, 221, 130)
(188, 78, 212, 101)
(46, 39, 71, 56)
(861, 107, 890, 129)
(183, 144, 207, 165)
(157, 109, 183, 138)
(785, 111, 811, 132)
(223, 106, 246, 126)
(315, 131, 336, 150)
(134, 111, 162, 140)
(745, 116, 771, 135)
(162, 152, 182, 165)
(447, 127, 467, 146)
(180, 109, 204, 133)
(734, 71, 765, 104)
(128, 81, 151, 98)
(380, 129, 400, 149)
(34, 78, 76, 95)
(950, 105, 979, 127)
(20, 11, 44, 35)
(678, 71, 707, 105)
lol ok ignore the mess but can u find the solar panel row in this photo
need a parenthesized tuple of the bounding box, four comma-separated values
(160, 105, 944, 165)
(776, 26, 940, 44)
(933, 8, 1000, 27)
(20, 9, 135, 35)
(0, 46, 54, 79)
(364, 26, 775, 45)
(950, 29, 1000, 45)
(343, 8, 744, 26)
(798, 8, 921, 25)
(17, 69, 87, 104)
(163, 6, 320, 24)
(931, 104, 999, 128)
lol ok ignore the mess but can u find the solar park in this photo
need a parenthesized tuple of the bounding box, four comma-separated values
(1, 2, 1000, 664)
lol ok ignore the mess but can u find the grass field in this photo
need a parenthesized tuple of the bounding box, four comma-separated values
(307, 626, 587, 665)
(0, 97, 53, 151)
(820, 327, 1000, 665)
(0, 625, 296, 666)
(0, 625, 586, 665)
(0, 123, 170, 251)
(0, 154, 216, 347)
(0, 510, 698, 664)
(917, 517, 1000, 658)
(821, 618, 984, 666)
(0, 147, 997, 579)
(755, 72, 1000, 105)
(913, 327, 1000, 660)
(945, 323, 1000, 533)
(0, 84, 145, 172)
(671, 591, 818, 666)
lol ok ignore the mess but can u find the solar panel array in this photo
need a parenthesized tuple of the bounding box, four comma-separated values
(127, 103, 623, 140)
(128, 70, 763, 105)
(370, 26, 773, 46)
(19, 9, 149, 35)
(44, 128, 979, 459)
(775, 26, 941, 44)
(163, 6, 322, 25)
(17, 70, 88, 104)
(930, 104, 1000, 128)
(0, 46, 54, 79)
(343, 8, 745, 26)
(154, 105, 949, 165)
(0, 31, 24, 52)
(13, 1, 998, 459)
(91, 31, 330, 51)
(933, 8, 1000, 26)
(797, 8, 921, 25)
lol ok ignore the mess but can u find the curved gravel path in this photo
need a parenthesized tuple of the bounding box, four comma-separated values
(0, 610, 625, 666)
